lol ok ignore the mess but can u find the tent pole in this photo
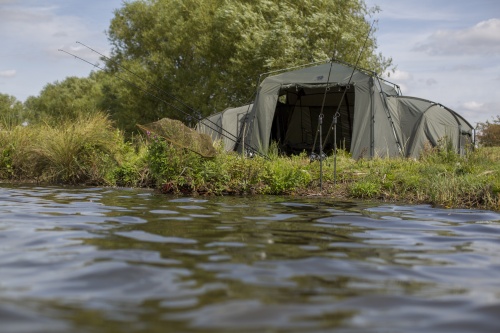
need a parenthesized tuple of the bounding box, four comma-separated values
(334, 115, 338, 186)
(370, 78, 375, 157)
(319, 114, 324, 192)
(322, 20, 377, 152)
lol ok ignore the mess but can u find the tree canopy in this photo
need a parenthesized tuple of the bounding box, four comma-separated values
(0, 93, 26, 129)
(104, 0, 391, 131)
(24, 74, 105, 124)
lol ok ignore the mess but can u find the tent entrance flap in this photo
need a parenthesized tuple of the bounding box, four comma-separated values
(270, 85, 355, 154)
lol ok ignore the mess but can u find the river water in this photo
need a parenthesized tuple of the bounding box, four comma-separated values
(1, 185, 500, 333)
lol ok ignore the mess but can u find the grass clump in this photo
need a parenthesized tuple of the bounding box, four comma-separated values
(0, 111, 138, 185)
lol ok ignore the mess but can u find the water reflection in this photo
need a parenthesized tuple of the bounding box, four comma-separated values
(1, 185, 500, 332)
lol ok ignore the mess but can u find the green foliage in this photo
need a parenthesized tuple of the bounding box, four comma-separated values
(262, 155, 312, 194)
(110, 136, 150, 187)
(99, 67, 164, 134)
(2, 110, 500, 211)
(0, 93, 26, 129)
(32, 112, 123, 184)
(146, 137, 205, 192)
(477, 116, 500, 147)
(0, 143, 14, 178)
(144, 137, 313, 195)
(24, 74, 104, 124)
(0, 124, 36, 179)
(104, 0, 392, 131)
(349, 180, 381, 198)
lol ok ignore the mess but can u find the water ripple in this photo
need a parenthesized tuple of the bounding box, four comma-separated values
(1, 185, 500, 332)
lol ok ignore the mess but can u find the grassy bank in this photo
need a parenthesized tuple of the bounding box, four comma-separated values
(1, 113, 499, 211)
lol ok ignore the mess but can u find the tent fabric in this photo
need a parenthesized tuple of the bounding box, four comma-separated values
(196, 104, 252, 151)
(243, 62, 402, 158)
(386, 96, 474, 157)
(196, 61, 474, 159)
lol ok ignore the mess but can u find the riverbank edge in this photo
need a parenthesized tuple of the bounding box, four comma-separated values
(1, 115, 499, 212)
(1, 175, 498, 213)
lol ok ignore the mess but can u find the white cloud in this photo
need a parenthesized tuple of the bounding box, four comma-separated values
(414, 18, 500, 56)
(382, 69, 414, 94)
(462, 101, 485, 111)
(0, 3, 94, 58)
(0, 70, 16, 78)
(0, 0, 122, 101)
(456, 100, 500, 127)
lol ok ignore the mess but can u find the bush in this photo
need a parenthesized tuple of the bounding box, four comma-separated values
(477, 116, 500, 147)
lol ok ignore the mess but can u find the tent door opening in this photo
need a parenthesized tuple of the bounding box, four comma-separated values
(270, 85, 356, 155)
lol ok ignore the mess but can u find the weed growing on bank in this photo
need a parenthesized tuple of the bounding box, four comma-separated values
(145, 139, 311, 195)
(144, 137, 499, 210)
(345, 146, 500, 210)
(1, 116, 499, 210)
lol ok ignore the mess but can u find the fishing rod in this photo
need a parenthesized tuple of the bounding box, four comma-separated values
(60, 45, 268, 159)
(77, 41, 267, 159)
(310, 51, 337, 192)
(76, 41, 267, 157)
(315, 20, 376, 187)
(59, 49, 208, 129)
(322, 20, 376, 151)
(76, 42, 203, 121)
(59, 48, 267, 158)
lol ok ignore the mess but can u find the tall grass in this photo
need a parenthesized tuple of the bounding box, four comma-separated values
(0, 111, 133, 184)
(0, 124, 35, 179)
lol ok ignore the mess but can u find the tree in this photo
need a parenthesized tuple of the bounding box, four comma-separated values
(0, 93, 26, 129)
(105, 0, 391, 131)
(477, 116, 500, 147)
(24, 73, 104, 124)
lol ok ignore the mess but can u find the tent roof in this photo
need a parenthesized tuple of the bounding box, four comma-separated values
(389, 96, 474, 131)
(258, 61, 399, 97)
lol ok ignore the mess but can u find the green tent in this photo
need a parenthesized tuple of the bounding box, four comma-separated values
(386, 96, 474, 158)
(197, 61, 474, 158)
(196, 104, 252, 152)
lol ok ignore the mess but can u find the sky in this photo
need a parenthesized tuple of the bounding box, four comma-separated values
(365, 0, 500, 126)
(0, 0, 123, 101)
(1, 0, 499, 127)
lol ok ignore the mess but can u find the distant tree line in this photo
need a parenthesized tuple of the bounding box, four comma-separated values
(1, 0, 393, 134)
(476, 116, 500, 147)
